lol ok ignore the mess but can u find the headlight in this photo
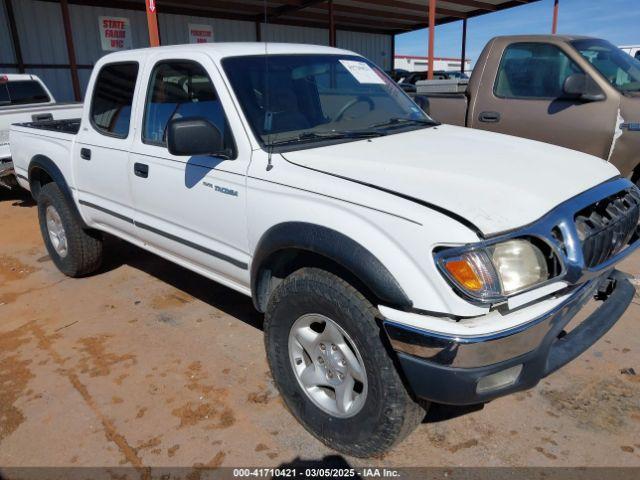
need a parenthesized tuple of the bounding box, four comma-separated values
(437, 239, 551, 302)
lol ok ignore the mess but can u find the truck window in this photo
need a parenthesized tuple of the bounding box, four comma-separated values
(142, 61, 233, 153)
(494, 43, 582, 99)
(572, 39, 640, 94)
(90, 62, 139, 138)
(0, 80, 50, 106)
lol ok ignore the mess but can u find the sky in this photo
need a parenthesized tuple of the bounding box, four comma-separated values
(395, 0, 640, 65)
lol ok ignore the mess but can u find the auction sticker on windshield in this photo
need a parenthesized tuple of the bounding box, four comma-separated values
(339, 60, 386, 84)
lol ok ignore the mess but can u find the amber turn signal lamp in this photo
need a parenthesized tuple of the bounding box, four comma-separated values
(444, 260, 484, 291)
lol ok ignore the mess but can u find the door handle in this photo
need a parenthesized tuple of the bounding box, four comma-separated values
(478, 111, 501, 123)
(134, 163, 149, 178)
(80, 148, 91, 160)
(32, 113, 53, 122)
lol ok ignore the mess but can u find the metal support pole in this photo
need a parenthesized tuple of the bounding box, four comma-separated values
(428, 0, 436, 80)
(391, 34, 396, 71)
(256, 21, 261, 42)
(552, 0, 559, 34)
(5, 0, 25, 73)
(145, 0, 160, 47)
(460, 18, 467, 75)
(60, 0, 81, 101)
(329, 0, 336, 47)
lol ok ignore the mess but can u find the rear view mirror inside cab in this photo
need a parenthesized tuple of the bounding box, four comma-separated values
(291, 64, 330, 80)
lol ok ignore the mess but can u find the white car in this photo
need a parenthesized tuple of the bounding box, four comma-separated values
(0, 73, 82, 188)
(620, 44, 640, 61)
(9, 43, 640, 457)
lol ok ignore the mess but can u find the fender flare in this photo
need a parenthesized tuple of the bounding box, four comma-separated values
(251, 222, 412, 311)
(28, 155, 87, 227)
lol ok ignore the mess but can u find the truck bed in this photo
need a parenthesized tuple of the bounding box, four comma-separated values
(15, 118, 81, 135)
(421, 93, 468, 127)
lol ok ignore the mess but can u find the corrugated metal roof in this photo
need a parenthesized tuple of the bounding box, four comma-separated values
(43, 0, 543, 34)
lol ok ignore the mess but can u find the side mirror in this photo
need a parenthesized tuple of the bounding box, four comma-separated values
(167, 117, 225, 157)
(563, 73, 605, 102)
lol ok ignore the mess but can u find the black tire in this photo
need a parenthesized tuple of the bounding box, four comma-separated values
(37, 182, 103, 277)
(264, 268, 426, 458)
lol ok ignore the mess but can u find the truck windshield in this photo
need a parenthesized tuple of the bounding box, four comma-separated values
(571, 39, 640, 93)
(222, 54, 436, 149)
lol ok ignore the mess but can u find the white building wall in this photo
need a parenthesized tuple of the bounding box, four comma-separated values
(395, 56, 472, 73)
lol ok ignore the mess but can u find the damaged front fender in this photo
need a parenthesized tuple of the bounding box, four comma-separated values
(608, 96, 640, 179)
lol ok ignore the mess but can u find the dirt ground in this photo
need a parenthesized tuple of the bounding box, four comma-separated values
(1, 186, 640, 470)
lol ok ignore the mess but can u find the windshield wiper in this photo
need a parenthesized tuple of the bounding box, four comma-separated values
(267, 129, 386, 147)
(368, 117, 439, 129)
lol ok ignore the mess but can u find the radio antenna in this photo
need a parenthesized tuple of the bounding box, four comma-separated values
(263, 0, 274, 171)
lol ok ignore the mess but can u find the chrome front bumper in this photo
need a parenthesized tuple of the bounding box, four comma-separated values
(384, 270, 635, 404)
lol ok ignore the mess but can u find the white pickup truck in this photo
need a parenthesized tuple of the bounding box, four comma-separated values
(1, 73, 82, 188)
(9, 43, 640, 457)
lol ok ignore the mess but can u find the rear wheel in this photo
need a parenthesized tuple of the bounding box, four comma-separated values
(264, 268, 426, 457)
(37, 183, 103, 277)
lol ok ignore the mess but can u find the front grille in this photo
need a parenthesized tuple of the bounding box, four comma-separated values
(575, 187, 640, 268)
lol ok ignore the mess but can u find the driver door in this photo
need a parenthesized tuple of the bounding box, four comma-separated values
(470, 41, 619, 159)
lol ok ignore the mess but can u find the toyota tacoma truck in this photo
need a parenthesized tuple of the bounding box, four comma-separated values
(421, 35, 640, 183)
(9, 43, 640, 457)
(1, 73, 82, 189)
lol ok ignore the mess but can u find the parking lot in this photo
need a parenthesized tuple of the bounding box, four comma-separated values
(1, 186, 639, 469)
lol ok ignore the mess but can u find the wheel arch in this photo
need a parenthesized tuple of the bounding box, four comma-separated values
(250, 222, 413, 312)
(28, 155, 87, 228)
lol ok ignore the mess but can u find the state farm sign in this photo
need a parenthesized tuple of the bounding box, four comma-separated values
(188, 24, 214, 44)
(99, 16, 132, 51)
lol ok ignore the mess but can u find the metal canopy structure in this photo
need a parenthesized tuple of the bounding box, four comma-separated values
(2, 0, 550, 101)
(56, 0, 543, 35)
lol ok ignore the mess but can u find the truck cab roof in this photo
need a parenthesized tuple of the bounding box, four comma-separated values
(491, 34, 596, 42)
(97, 42, 355, 64)
(0, 73, 40, 82)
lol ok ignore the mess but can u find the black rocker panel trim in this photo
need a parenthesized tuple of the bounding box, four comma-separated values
(77, 200, 248, 270)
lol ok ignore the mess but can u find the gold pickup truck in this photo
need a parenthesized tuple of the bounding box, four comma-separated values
(422, 35, 640, 183)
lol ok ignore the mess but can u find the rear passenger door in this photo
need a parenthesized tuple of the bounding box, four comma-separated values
(470, 42, 618, 159)
(129, 54, 251, 286)
(75, 62, 140, 237)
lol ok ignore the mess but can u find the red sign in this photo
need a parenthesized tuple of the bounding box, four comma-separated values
(148, 0, 156, 13)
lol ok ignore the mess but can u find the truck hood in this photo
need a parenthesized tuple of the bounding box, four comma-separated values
(281, 124, 620, 236)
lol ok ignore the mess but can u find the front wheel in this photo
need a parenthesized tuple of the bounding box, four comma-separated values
(264, 268, 426, 457)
